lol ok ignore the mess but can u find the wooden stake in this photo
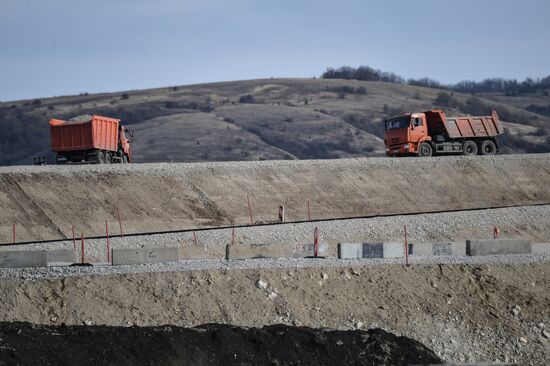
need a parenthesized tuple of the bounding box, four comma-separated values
(404, 225, 409, 266)
(106, 221, 110, 263)
(247, 195, 253, 225)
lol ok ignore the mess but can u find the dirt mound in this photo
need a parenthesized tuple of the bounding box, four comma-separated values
(0, 322, 442, 366)
(1, 154, 550, 242)
(0, 262, 548, 364)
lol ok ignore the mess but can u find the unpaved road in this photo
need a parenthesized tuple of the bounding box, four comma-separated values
(0, 258, 548, 364)
(2, 153, 550, 242)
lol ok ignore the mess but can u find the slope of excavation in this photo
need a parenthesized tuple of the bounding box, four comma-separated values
(1, 153, 550, 242)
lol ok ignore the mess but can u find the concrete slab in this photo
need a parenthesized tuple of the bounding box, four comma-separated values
(178, 245, 208, 260)
(338, 243, 363, 259)
(338, 242, 406, 259)
(291, 242, 328, 258)
(112, 247, 179, 265)
(466, 239, 531, 256)
(531, 243, 550, 255)
(0, 250, 47, 268)
(413, 241, 466, 257)
(226, 242, 328, 260)
(382, 242, 405, 258)
(45, 249, 76, 266)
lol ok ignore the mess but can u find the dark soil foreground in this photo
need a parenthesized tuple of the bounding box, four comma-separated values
(0, 322, 442, 366)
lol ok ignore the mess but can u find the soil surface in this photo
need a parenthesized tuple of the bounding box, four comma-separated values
(0, 322, 442, 366)
(0, 261, 548, 364)
(1, 153, 550, 242)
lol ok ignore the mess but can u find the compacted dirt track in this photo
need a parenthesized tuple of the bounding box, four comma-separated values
(1, 153, 550, 242)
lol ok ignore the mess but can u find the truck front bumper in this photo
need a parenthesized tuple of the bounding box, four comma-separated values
(386, 144, 414, 156)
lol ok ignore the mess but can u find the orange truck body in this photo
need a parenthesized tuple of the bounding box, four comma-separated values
(384, 109, 504, 157)
(50, 115, 132, 164)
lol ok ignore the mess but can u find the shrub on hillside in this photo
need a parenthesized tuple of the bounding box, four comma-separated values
(239, 95, 256, 104)
(434, 92, 460, 108)
(326, 85, 367, 95)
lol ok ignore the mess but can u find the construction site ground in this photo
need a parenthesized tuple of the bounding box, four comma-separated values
(0, 257, 548, 364)
(2, 153, 550, 243)
(1, 154, 550, 365)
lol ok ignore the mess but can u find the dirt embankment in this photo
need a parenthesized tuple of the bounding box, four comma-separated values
(0, 262, 548, 364)
(1, 154, 550, 242)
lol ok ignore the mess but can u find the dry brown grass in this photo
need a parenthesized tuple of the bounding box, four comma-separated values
(1, 78, 549, 165)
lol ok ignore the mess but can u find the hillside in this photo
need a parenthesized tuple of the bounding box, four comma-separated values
(1, 78, 549, 165)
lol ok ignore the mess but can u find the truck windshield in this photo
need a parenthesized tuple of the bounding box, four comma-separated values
(385, 117, 411, 130)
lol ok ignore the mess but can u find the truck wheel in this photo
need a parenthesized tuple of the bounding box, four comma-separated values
(463, 140, 478, 156)
(418, 142, 433, 157)
(123, 155, 128, 164)
(97, 151, 105, 164)
(105, 152, 113, 164)
(480, 140, 497, 155)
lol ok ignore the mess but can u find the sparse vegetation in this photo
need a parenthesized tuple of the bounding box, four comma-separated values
(239, 95, 256, 104)
(326, 85, 368, 95)
(323, 65, 404, 84)
(434, 92, 460, 108)
(1, 77, 548, 166)
(526, 104, 550, 117)
(323, 64, 550, 96)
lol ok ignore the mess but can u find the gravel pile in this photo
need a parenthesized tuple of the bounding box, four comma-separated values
(66, 114, 93, 124)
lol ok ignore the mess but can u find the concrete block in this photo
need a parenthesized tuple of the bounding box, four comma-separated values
(112, 247, 179, 265)
(363, 243, 384, 258)
(46, 250, 76, 266)
(382, 242, 405, 258)
(226, 242, 328, 260)
(337, 242, 406, 259)
(338, 243, 363, 259)
(178, 245, 208, 260)
(412, 243, 433, 256)
(412, 241, 466, 257)
(531, 243, 550, 255)
(291, 242, 328, 258)
(466, 239, 531, 256)
(0, 250, 47, 268)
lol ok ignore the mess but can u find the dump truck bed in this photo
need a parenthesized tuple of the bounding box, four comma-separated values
(50, 115, 120, 152)
(425, 110, 503, 139)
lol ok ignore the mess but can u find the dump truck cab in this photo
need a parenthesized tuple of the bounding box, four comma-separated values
(119, 124, 133, 163)
(384, 112, 431, 156)
(384, 109, 503, 157)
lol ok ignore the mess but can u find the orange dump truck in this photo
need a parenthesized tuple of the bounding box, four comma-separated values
(50, 115, 132, 164)
(384, 109, 503, 157)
